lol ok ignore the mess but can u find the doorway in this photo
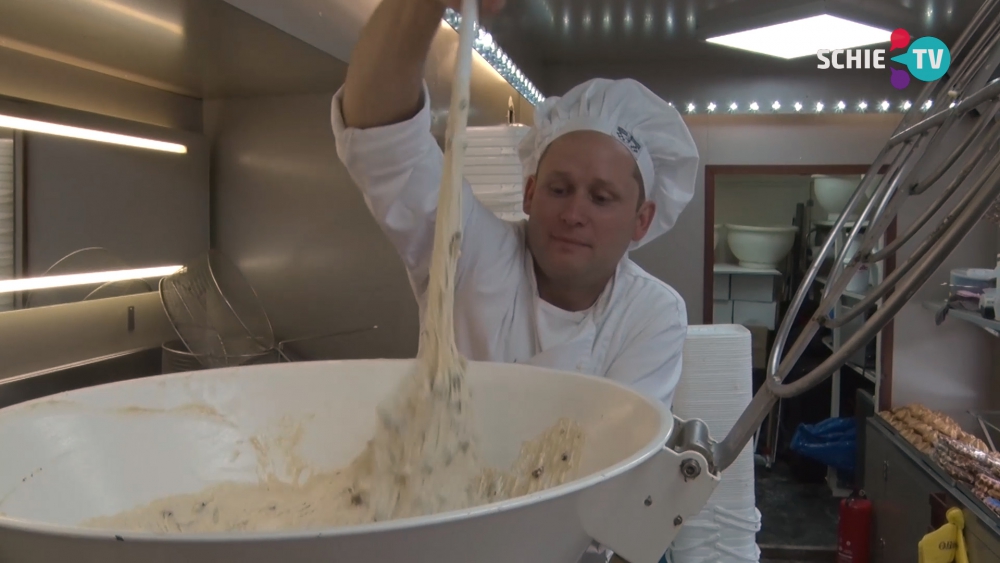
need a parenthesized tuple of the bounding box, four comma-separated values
(703, 164, 896, 554)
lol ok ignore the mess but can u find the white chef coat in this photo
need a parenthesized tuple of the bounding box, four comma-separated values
(331, 84, 687, 408)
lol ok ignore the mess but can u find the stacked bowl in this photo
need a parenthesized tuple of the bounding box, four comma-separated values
(464, 125, 531, 222)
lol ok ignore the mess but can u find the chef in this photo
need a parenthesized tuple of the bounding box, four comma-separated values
(332, 0, 699, 410)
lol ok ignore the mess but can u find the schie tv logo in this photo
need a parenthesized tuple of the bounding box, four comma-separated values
(817, 28, 951, 90)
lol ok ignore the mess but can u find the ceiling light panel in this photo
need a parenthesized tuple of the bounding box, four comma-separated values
(706, 14, 892, 59)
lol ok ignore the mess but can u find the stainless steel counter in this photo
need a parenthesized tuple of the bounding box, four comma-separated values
(0, 347, 161, 410)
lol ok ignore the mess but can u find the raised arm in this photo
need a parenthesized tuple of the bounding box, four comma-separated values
(341, 0, 505, 130)
(333, 0, 518, 308)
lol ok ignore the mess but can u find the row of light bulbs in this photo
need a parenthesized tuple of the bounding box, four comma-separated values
(443, 9, 546, 105)
(440, 9, 948, 117)
(672, 98, 942, 114)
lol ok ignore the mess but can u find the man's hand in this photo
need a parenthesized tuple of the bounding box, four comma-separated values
(342, 0, 507, 129)
(433, 0, 506, 16)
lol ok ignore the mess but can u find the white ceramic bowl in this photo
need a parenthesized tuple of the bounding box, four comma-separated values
(813, 175, 862, 220)
(725, 225, 798, 269)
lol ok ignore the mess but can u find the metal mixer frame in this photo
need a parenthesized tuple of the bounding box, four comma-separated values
(676, 0, 1000, 476)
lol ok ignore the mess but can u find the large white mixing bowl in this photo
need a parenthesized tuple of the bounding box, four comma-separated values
(726, 225, 798, 269)
(0, 359, 717, 563)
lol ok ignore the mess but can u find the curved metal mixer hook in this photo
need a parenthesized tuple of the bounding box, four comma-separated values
(703, 2, 1000, 472)
(772, 79, 1000, 399)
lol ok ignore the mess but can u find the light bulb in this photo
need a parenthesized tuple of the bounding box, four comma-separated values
(729, 102, 738, 111)
(858, 101, 868, 111)
(835, 100, 846, 112)
(880, 100, 891, 112)
(707, 102, 717, 112)
(749, 102, 760, 111)
(923, 100, 933, 110)
(815, 102, 825, 112)
(772, 101, 781, 111)
(902, 100, 912, 110)
(794, 102, 803, 112)
(687, 103, 696, 113)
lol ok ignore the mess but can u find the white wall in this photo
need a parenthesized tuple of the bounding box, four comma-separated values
(716, 175, 811, 229)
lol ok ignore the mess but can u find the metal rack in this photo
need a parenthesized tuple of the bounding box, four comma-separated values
(813, 217, 884, 496)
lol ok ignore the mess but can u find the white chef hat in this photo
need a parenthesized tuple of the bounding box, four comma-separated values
(518, 78, 699, 249)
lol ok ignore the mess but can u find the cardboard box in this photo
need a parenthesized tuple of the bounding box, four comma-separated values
(733, 300, 778, 330)
(730, 274, 778, 303)
(747, 326, 771, 370)
(713, 300, 734, 324)
(714, 274, 731, 300)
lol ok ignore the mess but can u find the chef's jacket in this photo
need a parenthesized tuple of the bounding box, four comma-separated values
(331, 84, 687, 409)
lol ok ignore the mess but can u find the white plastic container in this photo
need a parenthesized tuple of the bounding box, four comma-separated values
(813, 175, 863, 221)
(725, 225, 797, 269)
(843, 239, 870, 294)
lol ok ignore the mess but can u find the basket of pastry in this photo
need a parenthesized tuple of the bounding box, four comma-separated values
(878, 404, 989, 457)
(880, 404, 1000, 521)
(975, 473, 1000, 517)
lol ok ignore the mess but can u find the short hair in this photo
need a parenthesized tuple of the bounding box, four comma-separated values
(633, 164, 645, 209)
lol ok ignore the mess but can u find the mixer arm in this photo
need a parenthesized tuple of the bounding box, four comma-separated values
(669, 0, 1000, 475)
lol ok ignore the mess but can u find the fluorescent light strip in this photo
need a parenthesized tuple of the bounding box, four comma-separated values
(443, 9, 544, 105)
(0, 266, 183, 294)
(0, 115, 187, 154)
(707, 14, 891, 59)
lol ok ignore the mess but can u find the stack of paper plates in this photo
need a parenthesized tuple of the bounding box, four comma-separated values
(464, 125, 530, 221)
(671, 325, 761, 563)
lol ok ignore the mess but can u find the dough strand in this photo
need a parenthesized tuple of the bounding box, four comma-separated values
(85, 1, 586, 534)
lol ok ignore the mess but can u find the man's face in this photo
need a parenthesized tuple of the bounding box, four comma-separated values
(523, 130, 655, 288)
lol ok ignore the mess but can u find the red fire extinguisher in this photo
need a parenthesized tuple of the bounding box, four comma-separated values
(837, 493, 873, 563)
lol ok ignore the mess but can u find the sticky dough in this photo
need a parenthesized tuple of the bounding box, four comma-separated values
(84, 1, 585, 534)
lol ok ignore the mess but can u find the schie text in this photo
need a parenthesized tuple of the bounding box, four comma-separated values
(816, 49, 887, 69)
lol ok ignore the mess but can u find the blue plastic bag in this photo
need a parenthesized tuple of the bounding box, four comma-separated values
(790, 417, 857, 474)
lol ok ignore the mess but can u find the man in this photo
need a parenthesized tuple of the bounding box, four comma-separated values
(332, 0, 699, 410)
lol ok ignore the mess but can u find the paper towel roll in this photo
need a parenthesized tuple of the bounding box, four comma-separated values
(670, 324, 760, 563)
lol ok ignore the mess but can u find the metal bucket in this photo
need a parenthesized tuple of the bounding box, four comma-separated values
(161, 340, 280, 374)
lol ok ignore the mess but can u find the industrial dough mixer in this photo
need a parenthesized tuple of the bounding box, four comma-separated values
(1, 0, 1000, 562)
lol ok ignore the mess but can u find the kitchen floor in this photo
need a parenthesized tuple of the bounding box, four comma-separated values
(756, 460, 839, 559)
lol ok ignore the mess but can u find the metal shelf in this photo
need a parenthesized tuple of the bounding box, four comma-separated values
(821, 336, 877, 384)
(713, 263, 782, 276)
(922, 300, 1000, 337)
